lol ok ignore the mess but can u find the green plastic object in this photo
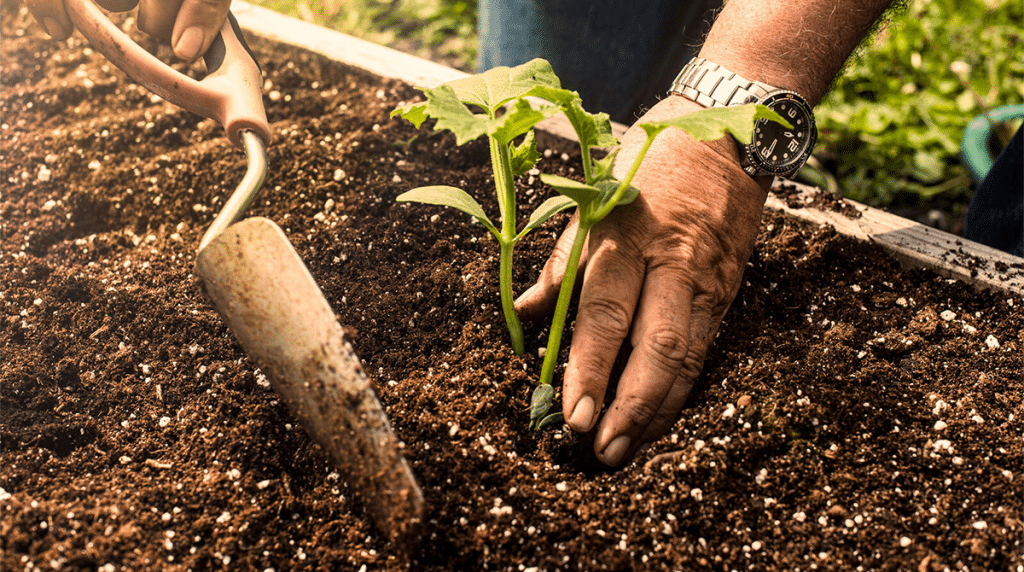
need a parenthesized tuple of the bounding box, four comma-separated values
(961, 103, 1024, 184)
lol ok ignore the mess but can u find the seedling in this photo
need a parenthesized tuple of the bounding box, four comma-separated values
(392, 59, 790, 428)
(391, 59, 588, 355)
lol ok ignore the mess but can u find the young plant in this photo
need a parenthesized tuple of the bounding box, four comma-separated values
(391, 59, 594, 355)
(391, 58, 790, 428)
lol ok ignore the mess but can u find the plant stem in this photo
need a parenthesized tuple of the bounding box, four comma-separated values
(498, 239, 525, 355)
(580, 144, 593, 184)
(490, 136, 512, 223)
(535, 134, 656, 385)
(593, 134, 656, 221)
(490, 135, 526, 355)
(537, 219, 591, 386)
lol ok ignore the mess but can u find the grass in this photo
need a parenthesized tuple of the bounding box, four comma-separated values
(248, 0, 1023, 217)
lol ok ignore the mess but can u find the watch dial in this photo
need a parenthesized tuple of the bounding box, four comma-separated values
(750, 92, 817, 174)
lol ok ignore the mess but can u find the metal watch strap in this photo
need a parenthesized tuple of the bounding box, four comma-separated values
(668, 58, 772, 108)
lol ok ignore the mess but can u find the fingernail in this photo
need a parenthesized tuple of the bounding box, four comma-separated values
(600, 435, 631, 466)
(568, 396, 596, 432)
(42, 17, 65, 39)
(173, 26, 205, 61)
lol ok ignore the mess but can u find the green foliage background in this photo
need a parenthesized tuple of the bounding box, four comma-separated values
(250, 0, 1023, 211)
(252, 0, 478, 71)
(812, 0, 1024, 210)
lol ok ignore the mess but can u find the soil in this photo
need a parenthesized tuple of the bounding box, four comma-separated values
(3, 5, 1023, 572)
(772, 180, 863, 220)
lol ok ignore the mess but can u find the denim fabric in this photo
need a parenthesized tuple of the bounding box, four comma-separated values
(964, 125, 1024, 257)
(478, 0, 722, 123)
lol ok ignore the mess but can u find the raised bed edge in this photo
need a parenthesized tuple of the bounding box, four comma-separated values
(230, 1, 1023, 296)
(765, 186, 1024, 295)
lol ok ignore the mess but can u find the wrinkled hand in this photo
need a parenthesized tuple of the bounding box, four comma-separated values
(516, 95, 771, 466)
(25, 0, 231, 61)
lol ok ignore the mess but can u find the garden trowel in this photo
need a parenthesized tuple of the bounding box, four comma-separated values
(64, 0, 424, 545)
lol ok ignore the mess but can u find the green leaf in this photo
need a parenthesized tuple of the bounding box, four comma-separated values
(517, 195, 576, 241)
(421, 85, 488, 145)
(640, 103, 792, 145)
(581, 180, 641, 224)
(591, 149, 619, 182)
(392, 60, 566, 147)
(539, 173, 602, 205)
(529, 84, 619, 149)
(529, 384, 555, 427)
(509, 130, 541, 177)
(390, 101, 430, 128)
(392, 84, 488, 145)
(597, 179, 640, 208)
(566, 106, 619, 149)
(396, 186, 498, 235)
(444, 58, 561, 114)
(525, 84, 580, 108)
(536, 412, 565, 430)
(488, 98, 561, 146)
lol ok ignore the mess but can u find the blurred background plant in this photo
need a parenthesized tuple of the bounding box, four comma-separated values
(249, 0, 1022, 231)
(806, 0, 1023, 230)
(252, 0, 478, 71)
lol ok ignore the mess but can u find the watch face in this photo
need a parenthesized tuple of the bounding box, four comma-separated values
(748, 91, 817, 176)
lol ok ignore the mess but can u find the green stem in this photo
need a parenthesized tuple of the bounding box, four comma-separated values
(535, 134, 656, 384)
(490, 135, 525, 355)
(592, 134, 656, 221)
(499, 238, 525, 355)
(537, 219, 591, 386)
(490, 136, 515, 227)
(580, 143, 594, 184)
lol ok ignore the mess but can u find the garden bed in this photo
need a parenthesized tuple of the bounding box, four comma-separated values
(2, 5, 1023, 571)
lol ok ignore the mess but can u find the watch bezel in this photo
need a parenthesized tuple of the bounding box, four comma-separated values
(742, 90, 818, 178)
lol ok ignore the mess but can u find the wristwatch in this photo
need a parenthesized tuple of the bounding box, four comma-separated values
(668, 57, 817, 179)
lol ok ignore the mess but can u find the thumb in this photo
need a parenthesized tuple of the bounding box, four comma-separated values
(25, 0, 74, 40)
(515, 212, 589, 321)
(171, 0, 232, 62)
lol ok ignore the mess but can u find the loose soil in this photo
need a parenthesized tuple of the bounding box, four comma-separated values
(2, 6, 1022, 571)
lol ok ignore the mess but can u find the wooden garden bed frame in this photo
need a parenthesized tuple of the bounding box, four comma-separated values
(231, 1, 1024, 296)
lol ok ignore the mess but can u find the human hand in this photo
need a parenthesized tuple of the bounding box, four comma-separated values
(25, 0, 232, 61)
(516, 95, 771, 466)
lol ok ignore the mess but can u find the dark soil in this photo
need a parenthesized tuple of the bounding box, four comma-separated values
(3, 5, 1023, 572)
(773, 180, 863, 219)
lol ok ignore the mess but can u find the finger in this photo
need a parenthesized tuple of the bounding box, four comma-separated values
(560, 234, 645, 435)
(592, 264, 693, 466)
(514, 212, 589, 321)
(639, 374, 697, 443)
(171, 0, 233, 61)
(136, 0, 183, 42)
(638, 292, 725, 444)
(25, 0, 74, 40)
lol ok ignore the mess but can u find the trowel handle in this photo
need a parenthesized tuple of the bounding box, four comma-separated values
(64, 0, 271, 147)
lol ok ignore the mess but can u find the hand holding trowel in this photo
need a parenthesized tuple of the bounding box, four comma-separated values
(62, 0, 424, 545)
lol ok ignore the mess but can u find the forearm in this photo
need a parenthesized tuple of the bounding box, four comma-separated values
(699, 0, 897, 105)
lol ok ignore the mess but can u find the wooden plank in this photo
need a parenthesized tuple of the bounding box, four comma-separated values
(767, 181, 1024, 295)
(232, 2, 467, 88)
(231, 1, 1023, 295)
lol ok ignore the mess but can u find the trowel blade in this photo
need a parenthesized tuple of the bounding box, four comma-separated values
(195, 216, 423, 546)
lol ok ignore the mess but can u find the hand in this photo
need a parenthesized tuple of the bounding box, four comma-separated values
(25, 0, 232, 61)
(516, 95, 771, 466)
